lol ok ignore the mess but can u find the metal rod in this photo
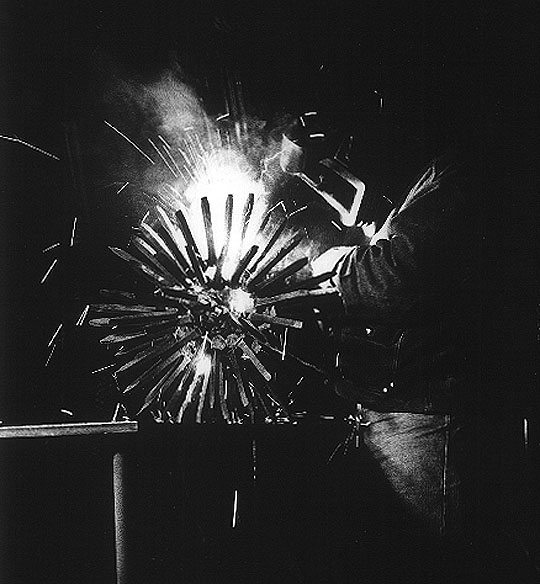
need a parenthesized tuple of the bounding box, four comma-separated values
(91, 303, 169, 314)
(250, 216, 287, 273)
(88, 310, 183, 326)
(115, 339, 178, 375)
(130, 237, 184, 285)
(215, 194, 234, 281)
(237, 338, 272, 381)
(196, 364, 211, 423)
(154, 250, 191, 286)
(159, 357, 196, 417)
(247, 231, 304, 288)
(160, 287, 198, 301)
(137, 355, 189, 415)
(249, 313, 303, 329)
(216, 357, 230, 422)
(113, 451, 128, 584)
(100, 332, 148, 346)
(201, 196, 217, 265)
(228, 350, 254, 418)
(230, 245, 258, 286)
(109, 247, 168, 287)
(255, 287, 338, 308)
(259, 200, 284, 232)
(153, 207, 194, 277)
(241, 192, 255, 242)
(174, 209, 206, 283)
(279, 271, 335, 293)
(254, 257, 309, 294)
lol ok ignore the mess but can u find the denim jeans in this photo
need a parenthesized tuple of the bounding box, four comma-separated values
(360, 408, 464, 538)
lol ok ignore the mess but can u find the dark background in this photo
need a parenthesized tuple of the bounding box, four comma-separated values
(0, 1, 538, 582)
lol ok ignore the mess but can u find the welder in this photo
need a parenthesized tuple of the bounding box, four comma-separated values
(280, 64, 534, 583)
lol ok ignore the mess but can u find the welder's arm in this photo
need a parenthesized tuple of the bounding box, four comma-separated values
(335, 229, 421, 321)
(314, 178, 464, 322)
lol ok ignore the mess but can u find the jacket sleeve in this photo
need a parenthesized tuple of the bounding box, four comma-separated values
(335, 164, 467, 324)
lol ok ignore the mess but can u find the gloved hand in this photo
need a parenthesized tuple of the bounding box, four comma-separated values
(311, 246, 354, 281)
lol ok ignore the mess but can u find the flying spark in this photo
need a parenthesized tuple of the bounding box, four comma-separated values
(41, 258, 58, 284)
(104, 120, 155, 165)
(42, 242, 61, 253)
(0, 135, 60, 160)
(70, 217, 78, 247)
(116, 181, 129, 194)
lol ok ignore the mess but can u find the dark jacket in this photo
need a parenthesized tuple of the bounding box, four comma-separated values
(333, 153, 482, 414)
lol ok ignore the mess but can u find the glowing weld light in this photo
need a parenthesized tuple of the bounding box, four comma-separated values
(183, 150, 265, 279)
(227, 288, 254, 316)
(195, 353, 212, 377)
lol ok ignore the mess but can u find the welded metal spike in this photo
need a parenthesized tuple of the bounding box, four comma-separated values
(196, 363, 212, 423)
(221, 358, 242, 420)
(174, 208, 206, 283)
(247, 231, 304, 288)
(259, 200, 285, 232)
(115, 338, 177, 375)
(114, 334, 171, 357)
(201, 196, 217, 265)
(208, 351, 217, 411)
(91, 303, 175, 314)
(227, 312, 266, 344)
(216, 356, 230, 423)
(228, 350, 252, 414)
(109, 246, 170, 286)
(153, 207, 194, 276)
(215, 194, 234, 281)
(133, 235, 191, 286)
(279, 271, 335, 293)
(237, 338, 272, 381)
(249, 313, 303, 329)
(250, 216, 287, 273)
(100, 331, 147, 345)
(230, 245, 258, 286)
(164, 354, 198, 418)
(89, 310, 183, 327)
(255, 287, 338, 308)
(160, 287, 199, 302)
(176, 370, 200, 423)
(123, 348, 184, 394)
(240, 192, 255, 242)
(137, 355, 189, 415)
(138, 222, 174, 260)
(254, 257, 310, 294)
(249, 381, 275, 421)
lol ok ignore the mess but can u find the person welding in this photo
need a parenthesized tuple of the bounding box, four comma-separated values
(279, 63, 535, 582)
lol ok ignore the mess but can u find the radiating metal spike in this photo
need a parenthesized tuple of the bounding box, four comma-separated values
(201, 196, 217, 265)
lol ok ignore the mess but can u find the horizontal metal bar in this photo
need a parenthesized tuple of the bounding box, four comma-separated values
(0, 421, 138, 439)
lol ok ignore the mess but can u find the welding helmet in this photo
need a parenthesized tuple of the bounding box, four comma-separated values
(281, 62, 385, 176)
(280, 63, 391, 228)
